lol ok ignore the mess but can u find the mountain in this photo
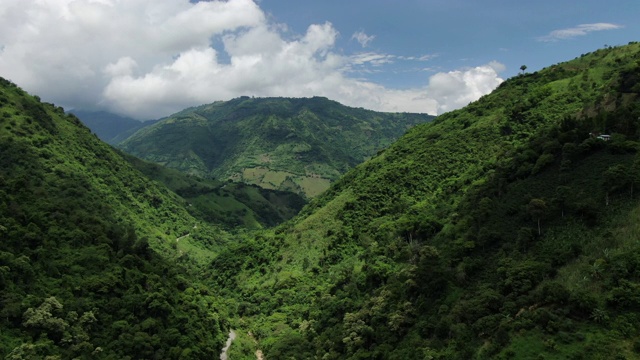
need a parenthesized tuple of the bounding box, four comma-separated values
(0, 78, 230, 358)
(6, 41, 640, 360)
(71, 110, 306, 229)
(212, 43, 640, 359)
(122, 152, 306, 229)
(118, 96, 434, 198)
(70, 110, 157, 145)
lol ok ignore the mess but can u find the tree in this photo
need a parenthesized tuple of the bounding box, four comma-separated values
(527, 199, 547, 235)
(602, 164, 629, 206)
(22, 297, 68, 335)
(554, 186, 571, 218)
(516, 227, 535, 253)
(630, 154, 640, 198)
(520, 65, 527, 74)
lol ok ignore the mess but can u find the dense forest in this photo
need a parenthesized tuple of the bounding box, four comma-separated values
(0, 78, 230, 359)
(122, 153, 306, 230)
(211, 43, 640, 359)
(2, 42, 640, 359)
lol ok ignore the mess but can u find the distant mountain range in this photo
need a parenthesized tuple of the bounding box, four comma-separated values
(117, 96, 434, 198)
(70, 110, 158, 145)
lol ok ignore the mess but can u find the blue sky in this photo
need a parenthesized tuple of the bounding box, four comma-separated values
(260, 0, 638, 83)
(0, 0, 637, 119)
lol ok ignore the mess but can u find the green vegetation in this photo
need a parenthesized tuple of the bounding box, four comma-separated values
(118, 96, 434, 198)
(4, 42, 640, 359)
(122, 153, 306, 229)
(211, 42, 640, 359)
(0, 78, 229, 358)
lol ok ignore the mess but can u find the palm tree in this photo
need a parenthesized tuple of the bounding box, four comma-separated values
(520, 65, 527, 74)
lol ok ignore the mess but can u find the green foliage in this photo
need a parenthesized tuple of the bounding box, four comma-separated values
(0, 78, 229, 358)
(118, 96, 434, 198)
(5, 43, 640, 360)
(122, 152, 306, 229)
(212, 43, 640, 359)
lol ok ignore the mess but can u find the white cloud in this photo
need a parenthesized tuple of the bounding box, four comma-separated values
(0, 0, 502, 119)
(397, 54, 437, 61)
(352, 30, 375, 47)
(349, 52, 395, 66)
(104, 57, 138, 78)
(425, 61, 504, 114)
(537, 23, 622, 42)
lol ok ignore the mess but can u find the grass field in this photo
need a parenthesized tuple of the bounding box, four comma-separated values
(239, 166, 332, 198)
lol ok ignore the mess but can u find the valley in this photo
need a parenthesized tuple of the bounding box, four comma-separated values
(2, 42, 640, 359)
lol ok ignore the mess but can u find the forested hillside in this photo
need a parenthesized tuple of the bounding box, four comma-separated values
(118, 97, 434, 198)
(123, 153, 306, 229)
(0, 78, 229, 359)
(4, 41, 640, 360)
(213, 43, 640, 359)
(71, 110, 307, 230)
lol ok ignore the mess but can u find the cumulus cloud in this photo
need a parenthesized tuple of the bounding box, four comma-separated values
(0, 0, 263, 115)
(0, 0, 503, 119)
(425, 61, 504, 114)
(537, 23, 622, 42)
(352, 30, 375, 47)
(104, 57, 138, 78)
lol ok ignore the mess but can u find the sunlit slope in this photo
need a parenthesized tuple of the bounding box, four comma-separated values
(213, 43, 640, 359)
(119, 96, 434, 198)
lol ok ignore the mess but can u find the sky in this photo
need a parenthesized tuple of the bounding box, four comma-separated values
(0, 0, 638, 120)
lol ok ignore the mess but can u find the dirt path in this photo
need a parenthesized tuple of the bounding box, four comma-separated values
(248, 331, 264, 360)
(220, 330, 236, 360)
(176, 233, 190, 242)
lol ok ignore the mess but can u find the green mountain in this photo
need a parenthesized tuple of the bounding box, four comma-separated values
(122, 153, 306, 229)
(70, 110, 157, 145)
(70, 110, 306, 230)
(0, 78, 230, 358)
(6, 41, 640, 360)
(118, 96, 434, 198)
(212, 43, 640, 359)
